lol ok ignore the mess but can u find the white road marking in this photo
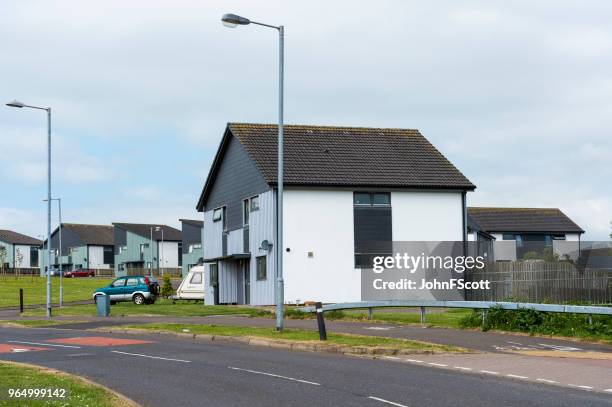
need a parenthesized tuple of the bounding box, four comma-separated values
(506, 374, 528, 379)
(507, 341, 523, 345)
(228, 366, 320, 386)
(67, 353, 94, 357)
(383, 356, 401, 360)
(404, 359, 424, 363)
(7, 340, 81, 349)
(427, 363, 447, 367)
(454, 366, 472, 371)
(538, 344, 581, 352)
(479, 370, 499, 375)
(10, 348, 31, 353)
(603, 389, 612, 393)
(567, 384, 593, 390)
(111, 350, 190, 363)
(536, 378, 558, 384)
(365, 327, 392, 330)
(368, 396, 409, 407)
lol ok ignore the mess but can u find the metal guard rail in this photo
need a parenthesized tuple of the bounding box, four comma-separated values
(299, 300, 612, 316)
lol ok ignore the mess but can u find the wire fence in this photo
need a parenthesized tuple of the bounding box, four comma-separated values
(466, 261, 612, 304)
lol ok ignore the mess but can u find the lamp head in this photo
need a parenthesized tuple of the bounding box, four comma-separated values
(222, 13, 250, 28)
(6, 100, 25, 108)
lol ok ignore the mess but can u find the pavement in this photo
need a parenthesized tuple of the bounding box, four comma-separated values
(1, 326, 611, 407)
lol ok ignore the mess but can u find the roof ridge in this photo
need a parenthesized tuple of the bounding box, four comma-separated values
(228, 122, 420, 132)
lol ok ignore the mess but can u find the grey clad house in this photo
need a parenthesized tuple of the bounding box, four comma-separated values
(40, 224, 114, 273)
(180, 219, 204, 276)
(0, 230, 41, 270)
(467, 207, 584, 260)
(113, 223, 182, 276)
(196, 123, 475, 305)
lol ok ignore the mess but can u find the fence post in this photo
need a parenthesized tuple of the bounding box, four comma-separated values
(588, 314, 593, 326)
(368, 307, 373, 320)
(19, 288, 24, 314)
(482, 309, 488, 325)
(420, 306, 426, 324)
(315, 302, 327, 341)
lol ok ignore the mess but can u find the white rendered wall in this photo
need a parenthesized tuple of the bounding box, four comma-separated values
(14, 245, 31, 268)
(283, 189, 358, 303)
(392, 191, 463, 241)
(158, 241, 179, 268)
(565, 233, 580, 241)
(88, 246, 105, 269)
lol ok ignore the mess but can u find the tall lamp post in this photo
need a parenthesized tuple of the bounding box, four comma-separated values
(221, 13, 285, 331)
(7, 100, 53, 318)
(44, 198, 63, 307)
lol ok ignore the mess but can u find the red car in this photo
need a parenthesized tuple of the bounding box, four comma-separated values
(63, 269, 95, 278)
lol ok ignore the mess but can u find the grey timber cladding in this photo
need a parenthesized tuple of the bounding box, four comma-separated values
(181, 220, 203, 254)
(204, 134, 270, 231)
(114, 227, 127, 255)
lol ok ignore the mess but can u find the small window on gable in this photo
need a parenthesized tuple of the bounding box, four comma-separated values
(212, 208, 222, 222)
(250, 196, 260, 211)
(256, 256, 267, 281)
(354, 192, 390, 206)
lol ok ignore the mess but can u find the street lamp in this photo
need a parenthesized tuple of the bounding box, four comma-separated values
(44, 198, 63, 307)
(221, 13, 285, 331)
(7, 99, 53, 318)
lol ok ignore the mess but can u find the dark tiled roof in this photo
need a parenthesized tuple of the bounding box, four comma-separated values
(467, 207, 584, 234)
(179, 219, 203, 228)
(231, 123, 475, 188)
(197, 123, 475, 210)
(113, 223, 182, 241)
(0, 230, 41, 245)
(62, 224, 114, 245)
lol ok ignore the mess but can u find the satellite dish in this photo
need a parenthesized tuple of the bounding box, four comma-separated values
(260, 240, 273, 252)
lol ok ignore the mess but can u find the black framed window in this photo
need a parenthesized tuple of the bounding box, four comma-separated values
(250, 195, 260, 211)
(209, 263, 218, 286)
(353, 192, 391, 206)
(256, 256, 267, 280)
(243, 199, 250, 226)
(212, 208, 222, 222)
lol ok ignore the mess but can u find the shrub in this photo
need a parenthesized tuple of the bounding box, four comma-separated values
(160, 274, 173, 297)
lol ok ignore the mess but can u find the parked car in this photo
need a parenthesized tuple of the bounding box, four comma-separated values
(93, 276, 159, 305)
(64, 268, 95, 278)
(48, 269, 61, 276)
(172, 265, 204, 301)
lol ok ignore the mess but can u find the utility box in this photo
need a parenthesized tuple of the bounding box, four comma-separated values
(95, 295, 110, 317)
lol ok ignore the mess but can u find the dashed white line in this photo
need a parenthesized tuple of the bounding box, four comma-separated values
(110, 350, 190, 363)
(228, 366, 320, 386)
(454, 366, 472, 371)
(567, 384, 593, 390)
(404, 359, 424, 363)
(368, 396, 409, 407)
(427, 363, 447, 367)
(603, 389, 612, 393)
(536, 378, 558, 384)
(383, 356, 401, 360)
(506, 374, 528, 379)
(7, 340, 81, 349)
(479, 370, 499, 375)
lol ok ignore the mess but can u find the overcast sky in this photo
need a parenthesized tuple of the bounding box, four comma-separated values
(1, 1, 610, 240)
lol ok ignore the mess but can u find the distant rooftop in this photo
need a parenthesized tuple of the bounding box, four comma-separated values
(113, 223, 182, 241)
(0, 230, 42, 245)
(467, 207, 584, 234)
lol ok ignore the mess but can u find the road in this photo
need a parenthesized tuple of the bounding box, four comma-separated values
(0, 326, 611, 407)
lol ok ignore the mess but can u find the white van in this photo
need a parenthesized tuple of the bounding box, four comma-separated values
(173, 265, 205, 300)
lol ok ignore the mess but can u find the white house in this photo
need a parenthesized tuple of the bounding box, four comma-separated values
(467, 207, 584, 261)
(0, 230, 41, 269)
(196, 123, 476, 305)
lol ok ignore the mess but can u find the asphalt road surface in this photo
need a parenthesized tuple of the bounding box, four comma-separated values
(1, 326, 610, 407)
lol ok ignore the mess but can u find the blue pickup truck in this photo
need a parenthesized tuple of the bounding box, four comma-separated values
(93, 276, 159, 305)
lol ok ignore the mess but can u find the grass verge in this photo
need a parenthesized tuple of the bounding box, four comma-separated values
(0, 361, 136, 406)
(0, 276, 112, 308)
(117, 323, 464, 353)
(22, 299, 272, 318)
(0, 320, 81, 328)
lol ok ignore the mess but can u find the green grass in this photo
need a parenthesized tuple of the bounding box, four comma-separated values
(284, 306, 471, 328)
(0, 276, 112, 308)
(22, 299, 272, 318)
(121, 323, 463, 352)
(0, 320, 80, 328)
(0, 361, 130, 406)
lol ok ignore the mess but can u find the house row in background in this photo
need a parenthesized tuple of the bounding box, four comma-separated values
(0, 220, 204, 277)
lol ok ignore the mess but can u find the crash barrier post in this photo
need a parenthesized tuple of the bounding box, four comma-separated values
(315, 302, 327, 341)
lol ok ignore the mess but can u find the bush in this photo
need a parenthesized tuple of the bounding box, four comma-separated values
(458, 305, 612, 340)
(160, 275, 173, 297)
